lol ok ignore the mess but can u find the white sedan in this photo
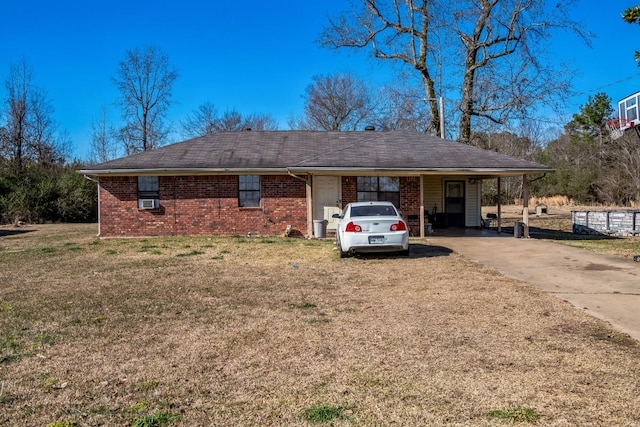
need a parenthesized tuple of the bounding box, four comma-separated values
(334, 201, 410, 258)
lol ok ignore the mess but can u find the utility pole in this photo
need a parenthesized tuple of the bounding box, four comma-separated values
(438, 96, 445, 139)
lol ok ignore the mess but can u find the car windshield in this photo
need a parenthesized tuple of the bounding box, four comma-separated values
(350, 205, 397, 217)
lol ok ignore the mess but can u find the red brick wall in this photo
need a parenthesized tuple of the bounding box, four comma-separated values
(340, 176, 421, 235)
(340, 176, 357, 207)
(99, 175, 308, 237)
(400, 177, 421, 235)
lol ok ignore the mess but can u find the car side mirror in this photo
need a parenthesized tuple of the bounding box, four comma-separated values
(332, 213, 342, 219)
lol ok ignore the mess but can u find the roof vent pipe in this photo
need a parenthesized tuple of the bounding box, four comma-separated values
(364, 125, 375, 131)
(245, 127, 252, 131)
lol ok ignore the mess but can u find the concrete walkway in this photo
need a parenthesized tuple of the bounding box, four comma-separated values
(427, 230, 640, 341)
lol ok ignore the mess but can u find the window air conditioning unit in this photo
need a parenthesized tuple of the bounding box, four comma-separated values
(139, 199, 159, 209)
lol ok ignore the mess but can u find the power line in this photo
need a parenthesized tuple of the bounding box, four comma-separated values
(571, 72, 640, 98)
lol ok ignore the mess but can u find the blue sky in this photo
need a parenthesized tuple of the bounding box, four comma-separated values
(2, 1, 640, 160)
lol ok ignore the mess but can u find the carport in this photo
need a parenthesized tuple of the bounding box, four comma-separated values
(417, 173, 545, 239)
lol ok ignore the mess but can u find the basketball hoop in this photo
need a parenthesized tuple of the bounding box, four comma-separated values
(606, 118, 634, 140)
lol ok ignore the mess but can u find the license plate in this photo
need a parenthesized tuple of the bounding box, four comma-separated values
(368, 236, 384, 244)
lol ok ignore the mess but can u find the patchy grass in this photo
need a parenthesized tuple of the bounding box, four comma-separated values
(558, 238, 640, 259)
(302, 404, 350, 423)
(289, 302, 318, 310)
(131, 411, 181, 427)
(176, 249, 204, 257)
(0, 224, 639, 425)
(46, 421, 77, 427)
(135, 380, 160, 392)
(487, 406, 541, 423)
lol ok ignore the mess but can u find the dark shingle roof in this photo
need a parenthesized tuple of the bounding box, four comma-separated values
(79, 130, 551, 175)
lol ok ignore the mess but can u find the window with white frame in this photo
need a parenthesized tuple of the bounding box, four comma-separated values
(626, 96, 638, 122)
(239, 175, 261, 207)
(619, 92, 640, 123)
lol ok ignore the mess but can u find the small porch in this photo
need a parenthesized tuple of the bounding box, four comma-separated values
(310, 173, 537, 239)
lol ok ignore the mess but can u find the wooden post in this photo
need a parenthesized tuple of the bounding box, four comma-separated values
(306, 176, 313, 238)
(497, 177, 502, 233)
(420, 175, 425, 238)
(523, 174, 529, 238)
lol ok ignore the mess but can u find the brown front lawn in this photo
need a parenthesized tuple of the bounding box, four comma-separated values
(1, 224, 639, 426)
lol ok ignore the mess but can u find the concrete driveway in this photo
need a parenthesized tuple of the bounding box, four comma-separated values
(427, 230, 640, 341)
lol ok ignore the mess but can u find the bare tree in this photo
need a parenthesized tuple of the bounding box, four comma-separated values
(89, 106, 118, 163)
(1, 59, 63, 169)
(373, 84, 432, 132)
(289, 73, 376, 131)
(211, 111, 278, 132)
(1, 60, 31, 169)
(320, 0, 589, 143)
(180, 102, 278, 138)
(29, 85, 60, 167)
(473, 130, 541, 203)
(181, 102, 219, 137)
(0, 126, 7, 157)
(534, 94, 628, 204)
(241, 113, 279, 132)
(209, 110, 274, 132)
(112, 45, 178, 153)
(605, 134, 640, 204)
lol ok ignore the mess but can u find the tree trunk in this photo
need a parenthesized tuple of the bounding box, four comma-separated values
(142, 111, 148, 151)
(419, 71, 441, 137)
(459, 64, 475, 144)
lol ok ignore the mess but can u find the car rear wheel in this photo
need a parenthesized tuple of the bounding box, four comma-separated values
(337, 236, 349, 258)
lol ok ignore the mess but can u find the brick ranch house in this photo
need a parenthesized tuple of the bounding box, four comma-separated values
(78, 130, 551, 238)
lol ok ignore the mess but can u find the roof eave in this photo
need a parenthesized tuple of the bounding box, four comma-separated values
(78, 166, 553, 177)
(287, 167, 554, 177)
(77, 167, 291, 176)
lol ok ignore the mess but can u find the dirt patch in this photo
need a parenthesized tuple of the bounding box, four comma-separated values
(584, 262, 624, 271)
(1, 224, 639, 425)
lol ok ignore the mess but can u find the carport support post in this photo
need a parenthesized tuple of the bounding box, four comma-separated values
(420, 175, 425, 238)
(306, 176, 313, 238)
(497, 177, 502, 233)
(522, 174, 530, 238)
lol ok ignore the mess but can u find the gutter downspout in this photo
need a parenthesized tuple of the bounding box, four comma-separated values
(83, 175, 100, 237)
(287, 170, 313, 238)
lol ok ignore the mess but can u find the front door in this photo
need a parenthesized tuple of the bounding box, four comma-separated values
(445, 180, 465, 227)
(313, 176, 342, 231)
